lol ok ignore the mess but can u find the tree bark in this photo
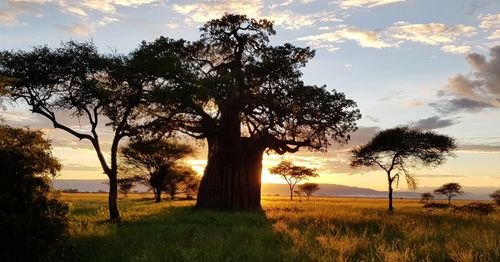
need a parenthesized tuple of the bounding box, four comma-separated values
(153, 188, 162, 203)
(196, 136, 264, 210)
(108, 172, 120, 222)
(387, 172, 394, 212)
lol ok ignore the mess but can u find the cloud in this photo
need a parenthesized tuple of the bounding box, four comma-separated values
(458, 144, 500, 153)
(388, 21, 476, 45)
(171, 0, 339, 30)
(430, 98, 495, 114)
(433, 46, 500, 113)
(81, 0, 158, 13)
(338, 0, 406, 9)
(298, 26, 391, 51)
(172, 0, 263, 23)
(410, 116, 457, 129)
(441, 44, 471, 54)
(478, 13, 500, 29)
(57, 16, 119, 36)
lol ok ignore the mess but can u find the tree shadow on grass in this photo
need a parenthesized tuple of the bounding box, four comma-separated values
(63, 204, 296, 262)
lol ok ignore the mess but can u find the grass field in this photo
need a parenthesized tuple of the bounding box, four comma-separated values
(59, 193, 500, 262)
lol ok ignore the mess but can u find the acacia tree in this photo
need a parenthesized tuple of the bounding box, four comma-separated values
(420, 192, 434, 203)
(350, 127, 456, 211)
(434, 182, 463, 204)
(269, 161, 318, 200)
(299, 182, 320, 200)
(0, 42, 183, 222)
(142, 14, 360, 209)
(120, 140, 193, 202)
(117, 177, 135, 197)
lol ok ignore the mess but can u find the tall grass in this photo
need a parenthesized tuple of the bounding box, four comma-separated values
(59, 194, 500, 262)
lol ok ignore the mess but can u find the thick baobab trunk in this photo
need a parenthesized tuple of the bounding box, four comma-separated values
(108, 173, 120, 222)
(196, 136, 264, 210)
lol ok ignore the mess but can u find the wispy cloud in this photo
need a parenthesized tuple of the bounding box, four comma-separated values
(388, 21, 476, 45)
(410, 116, 458, 130)
(338, 0, 406, 9)
(298, 26, 391, 51)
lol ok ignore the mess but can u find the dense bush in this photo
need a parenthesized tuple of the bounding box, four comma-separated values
(0, 125, 69, 261)
(454, 202, 496, 215)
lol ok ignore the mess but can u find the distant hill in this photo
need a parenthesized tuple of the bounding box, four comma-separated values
(52, 179, 494, 200)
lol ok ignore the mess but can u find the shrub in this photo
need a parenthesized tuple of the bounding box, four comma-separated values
(0, 125, 69, 261)
(454, 202, 495, 215)
(490, 189, 500, 206)
(423, 203, 451, 209)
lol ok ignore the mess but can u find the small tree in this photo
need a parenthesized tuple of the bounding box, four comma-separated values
(120, 139, 193, 202)
(294, 190, 302, 202)
(350, 127, 456, 211)
(0, 125, 68, 261)
(117, 177, 135, 197)
(299, 183, 320, 201)
(490, 189, 500, 206)
(434, 183, 463, 204)
(420, 192, 434, 203)
(269, 161, 318, 200)
(182, 172, 201, 200)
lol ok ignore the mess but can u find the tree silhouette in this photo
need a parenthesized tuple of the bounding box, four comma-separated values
(0, 42, 180, 222)
(269, 161, 318, 200)
(350, 127, 456, 211)
(117, 177, 135, 197)
(420, 192, 434, 203)
(434, 183, 463, 204)
(490, 189, 500, 206)
(0, 125, 68, 261)
(120, 139, 193, 202)
(299, 182, 320, 200)
(141, 14, 360, 209)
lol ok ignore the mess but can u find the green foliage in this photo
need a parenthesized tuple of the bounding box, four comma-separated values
(0, 125, 68, 261)
(490, 189, 500, 206)
(434, 183, 464, 204)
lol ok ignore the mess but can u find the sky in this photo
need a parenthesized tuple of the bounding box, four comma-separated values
(1, 0, 499, 192)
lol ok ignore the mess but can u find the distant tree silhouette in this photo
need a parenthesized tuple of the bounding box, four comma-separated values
(0, 42, 182, 222)
(350, 127, 456, 211)
(434, 183, 463, 204)
(0, 125, 68, 261)
(117, 177, 135, 197)
(269, 161, 318, 200)
(164, 166, 198, 200)
(182, 172, 201, 200)
(120, 139, 193, 202)
(420, 192, 434, 203)
(294, 190, 303, 202)
(299, 183, 320, 200)
(138, 14, 361, 209)
(490, 189, 500, 206)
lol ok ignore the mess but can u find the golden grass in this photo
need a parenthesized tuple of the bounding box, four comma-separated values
(60, 194, 500, 261)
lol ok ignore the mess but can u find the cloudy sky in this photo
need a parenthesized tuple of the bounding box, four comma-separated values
(1, 0, 499, 192)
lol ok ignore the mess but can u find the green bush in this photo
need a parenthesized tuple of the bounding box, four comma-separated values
(0, 125, 69, 261)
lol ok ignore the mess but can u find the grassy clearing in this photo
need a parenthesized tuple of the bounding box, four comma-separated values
(60, 194, 500, 262)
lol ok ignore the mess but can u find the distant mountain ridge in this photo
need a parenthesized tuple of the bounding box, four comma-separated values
(52, 179, 494, 200)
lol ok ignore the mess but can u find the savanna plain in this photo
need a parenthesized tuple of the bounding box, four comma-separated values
(60, 193, 500, 262)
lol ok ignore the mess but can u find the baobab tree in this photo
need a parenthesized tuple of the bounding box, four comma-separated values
(142, 14, 361, 209)
(269, 161, 318, 200)
(350, 127, 456, 211)
(434, 182, 463, 204)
